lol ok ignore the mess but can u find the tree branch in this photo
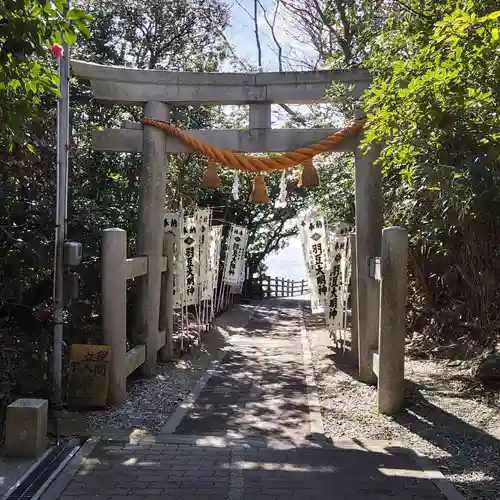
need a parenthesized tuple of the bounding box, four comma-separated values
(253, 0, 263, 69)
(393, 0, 432, 20)
(257, 0, 283, 72)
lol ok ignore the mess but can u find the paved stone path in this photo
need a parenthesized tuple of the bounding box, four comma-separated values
(47, 299, 459, 500)
(162, 301, 317, 443)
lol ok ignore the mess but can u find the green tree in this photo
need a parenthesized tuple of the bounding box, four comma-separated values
(0, 0, 231, 402)
(361, 1, 500, 347)
(0, 0, 91, 149)
(309, 0, 500, 351)
(280, 0, 387, 68)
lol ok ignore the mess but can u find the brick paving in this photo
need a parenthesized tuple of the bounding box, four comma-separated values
(169, 301, 313, 442)
(52, 299, 455, 499)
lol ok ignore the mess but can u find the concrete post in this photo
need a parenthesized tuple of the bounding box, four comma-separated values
(354, 138, 382, 384)
(378, 226, 408, 414)
(102, 228, 127, 405)
(136, 101, 169, 377)
(159, 231, 175, 361)
(5, 399, 48, 457)
(349, 232, 359, 363)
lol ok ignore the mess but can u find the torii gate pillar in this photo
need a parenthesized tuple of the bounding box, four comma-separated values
(354, 136, 382, 384)
(135, 101, 169, 377)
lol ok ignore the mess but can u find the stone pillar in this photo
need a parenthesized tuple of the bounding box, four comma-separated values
(102, 228, 128, 404)
(249, 103, 271, 129)
(136, 101, 169, 377)
(349, 232, 359, 363)
(354, 138, 382, 384)
(159, 230, 175, 361)
(378, 226, 408, 414)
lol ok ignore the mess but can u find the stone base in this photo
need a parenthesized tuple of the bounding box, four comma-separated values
(5, 399, 48, 458)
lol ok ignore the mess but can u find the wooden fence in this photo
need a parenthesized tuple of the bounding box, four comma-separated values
(245, 276, 309, 299)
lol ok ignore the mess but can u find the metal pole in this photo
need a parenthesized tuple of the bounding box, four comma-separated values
(52, 18, 70, 407)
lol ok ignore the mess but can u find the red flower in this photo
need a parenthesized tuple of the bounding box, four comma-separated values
(51, 43, 64, 58)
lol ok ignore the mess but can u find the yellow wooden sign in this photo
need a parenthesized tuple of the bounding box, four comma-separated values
(68, 344, 111, 408)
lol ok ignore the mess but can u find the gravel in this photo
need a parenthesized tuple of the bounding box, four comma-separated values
(63, 307, 250, 439)
(86, 360, 194, 434)
(80, 325, 229, 436)
(304, 310, 500, 500)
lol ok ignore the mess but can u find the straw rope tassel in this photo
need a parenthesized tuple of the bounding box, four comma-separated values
(202, 160, 221, 188)
(298, 157, 320, 188)
(250, 175, 270, 204)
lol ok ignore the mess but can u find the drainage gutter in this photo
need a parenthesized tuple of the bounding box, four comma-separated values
(1, 438, 87, 500)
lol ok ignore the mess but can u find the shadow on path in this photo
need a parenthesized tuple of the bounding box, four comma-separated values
(303, 300, 500, 499)
(173, 299, 312, 444)
(67, 434, 449, 500)
(49, 299, 456, 500)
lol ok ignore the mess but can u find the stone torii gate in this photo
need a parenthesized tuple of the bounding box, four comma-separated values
(71, 61, 407, 414)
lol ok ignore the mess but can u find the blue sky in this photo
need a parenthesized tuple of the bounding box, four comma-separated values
(265, 236, 306, 280)
(225, 0, 280, 69)
(224, 1, 309, 280)
(224, 0, 317, 71)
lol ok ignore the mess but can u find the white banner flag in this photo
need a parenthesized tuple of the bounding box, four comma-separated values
(182, 216, 200, 306)
(195, 209, 212, 303)
(326, 235, 350, 331)
(298, 209, 329, 314)
(223, 225, 248, 285)
(208, 225, 224, 299)
(164, 212, 184, 309)
(237, 230, 248, 285)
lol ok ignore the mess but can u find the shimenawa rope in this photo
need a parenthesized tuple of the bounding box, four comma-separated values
(140, 116, 366, 173)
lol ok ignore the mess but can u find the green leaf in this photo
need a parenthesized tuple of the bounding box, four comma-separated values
(66, 8, 93, 22)
(30, 62, 41, 77)
(63, 30, 78, 45)
(52, 0, 66, 10)
(479, 11, 500, 22)
(31, 6, 43, 17)
(75, 21, 90, 39)
(492, 28, 499, 41)
(43, 5, 58, 17)
(8, 80, 21, 90)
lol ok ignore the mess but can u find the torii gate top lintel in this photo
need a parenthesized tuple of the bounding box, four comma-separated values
(70, 60, 371, 106)
(71, 60, 372, 155)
